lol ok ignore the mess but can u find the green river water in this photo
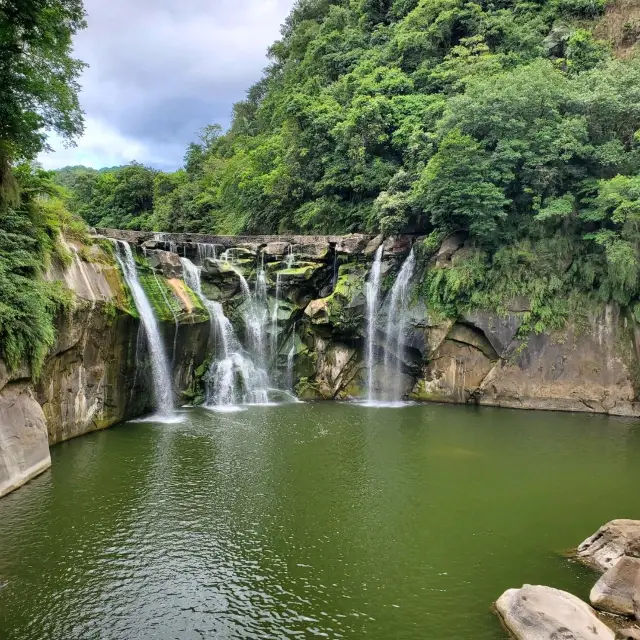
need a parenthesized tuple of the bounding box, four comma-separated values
(1, 402, 639, 639)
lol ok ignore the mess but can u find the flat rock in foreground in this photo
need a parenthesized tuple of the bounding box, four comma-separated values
(577, 520, 640, 572)
(496, 584, 614, 640)
(591, 556, 640, 618)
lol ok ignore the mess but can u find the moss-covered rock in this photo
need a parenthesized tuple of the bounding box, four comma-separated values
(303, 266, 365, 336)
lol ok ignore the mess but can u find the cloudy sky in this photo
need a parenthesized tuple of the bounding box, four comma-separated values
(39, 0, 294, 171)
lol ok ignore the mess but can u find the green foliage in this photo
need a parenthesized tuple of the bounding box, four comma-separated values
(52, 0, 640, 320)
(53, 162, 157, 229)
(412, 129, 507, 242)
(0, 0, 86, 161)
(423, 236, 595, 335)
(0, 0, 87, 375)
(0, 166, 77, 376)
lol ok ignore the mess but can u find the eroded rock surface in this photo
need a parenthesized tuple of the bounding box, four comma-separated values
(0, 382, 51, 498)
(590, 556, 640, 618)
(496, 584, 614, 640)
(577, 520, 640, 572)
(0, 242, 210, 496)
(147, 250, 184, 279)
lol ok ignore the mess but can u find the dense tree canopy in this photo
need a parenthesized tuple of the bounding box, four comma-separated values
(57, 0, 640, 327)
(0, 0, 87, 374)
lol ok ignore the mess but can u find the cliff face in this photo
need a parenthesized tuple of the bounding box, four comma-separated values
(3, 229, 640, 499)
(410, 305, 640, 415)
(97, 229, 640, 415)
(0, 241, 210, 497)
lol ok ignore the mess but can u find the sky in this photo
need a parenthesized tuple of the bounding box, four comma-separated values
(39, 0, 294, 171)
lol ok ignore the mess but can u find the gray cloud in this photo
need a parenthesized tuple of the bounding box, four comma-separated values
(40, 0, 293, 170)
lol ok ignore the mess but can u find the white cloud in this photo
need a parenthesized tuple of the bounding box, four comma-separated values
(39, 0, 294, 170)
(39, 117, 183, 170)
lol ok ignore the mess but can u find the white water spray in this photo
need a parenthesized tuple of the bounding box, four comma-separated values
(181, 257, 269, 407)
(382, 249, 416, 402)
(114, 241, 175, 417)
(364, 246, 384, 403)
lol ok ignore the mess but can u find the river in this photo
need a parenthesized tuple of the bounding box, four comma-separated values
(1, 403, 639, 639)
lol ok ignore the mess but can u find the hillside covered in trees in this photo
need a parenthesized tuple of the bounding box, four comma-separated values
(0, 0, 88, 374)
(57, 0, 640, 330)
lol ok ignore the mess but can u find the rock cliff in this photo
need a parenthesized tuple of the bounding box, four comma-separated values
(0, 239, 209, 497)
(4, 228, 640, 498)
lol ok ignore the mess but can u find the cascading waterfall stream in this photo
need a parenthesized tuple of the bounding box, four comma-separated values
(113, 241, 175, 417)
(271, 273, 282, 362)
(232, 267, 269, 376)
(364, 245, 384, 403)
(286, 323, 297, 391)
(382, 249, 416, 402)
(181, 257, 269, 407)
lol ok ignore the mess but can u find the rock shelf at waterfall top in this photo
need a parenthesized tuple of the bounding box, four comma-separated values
(95, 228, 383, 256)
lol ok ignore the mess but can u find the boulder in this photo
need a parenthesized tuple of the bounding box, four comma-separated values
(334, 234, 372, 255)
(495, 584, 614, 640)
(590, 556, 640, 618)
(616, 629, 640, 639)
(382, 234, 412, 257)
(461, 310, 522, 358)
(277, 263, 326, 284)
(264, 242, 290, 259)
(436, 233, 466, 266)
(234, 243, 259, 255)
(0, 382, 51, 498)
(364, 234, 384, 256)
(146, 250, 183, 279)
(305, 298, 330, 325)
(291, 241, 330, 260)
(577, 520, 640, 572)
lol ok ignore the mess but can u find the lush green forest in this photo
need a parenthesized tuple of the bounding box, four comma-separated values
(56, 0, 640, 329)
(0, 0, 87, 374)
(5, 0, 640, 374)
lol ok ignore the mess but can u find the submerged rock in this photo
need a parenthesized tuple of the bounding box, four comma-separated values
(495, 584, 614, 640)
(590, 556, 640, 618)
(577, 520, 640, 572)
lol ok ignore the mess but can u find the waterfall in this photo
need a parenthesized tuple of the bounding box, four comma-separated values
(364, 246, 384, 403)
(153, 272, 179, 367)
(271, 272, 282, 361)
(285, 246, 295, 269)
(181, 257, 269, 408)
(181, 257, 217, 340)
(382, 249, 416, 402)
(286, 324, 297, 391)
(256, 254, 267, 302)
(232, 267, 269, 373)
(197, 243, 217, 261)
(113, 241, 175, 417)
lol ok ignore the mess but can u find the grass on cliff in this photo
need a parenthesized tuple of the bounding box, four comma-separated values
(0, 166, 81, 378)
(136, 262, 207, 324)
(420, 234, 599, 337)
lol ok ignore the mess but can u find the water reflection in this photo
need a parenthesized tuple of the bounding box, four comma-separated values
(0, 404, 639, 639)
